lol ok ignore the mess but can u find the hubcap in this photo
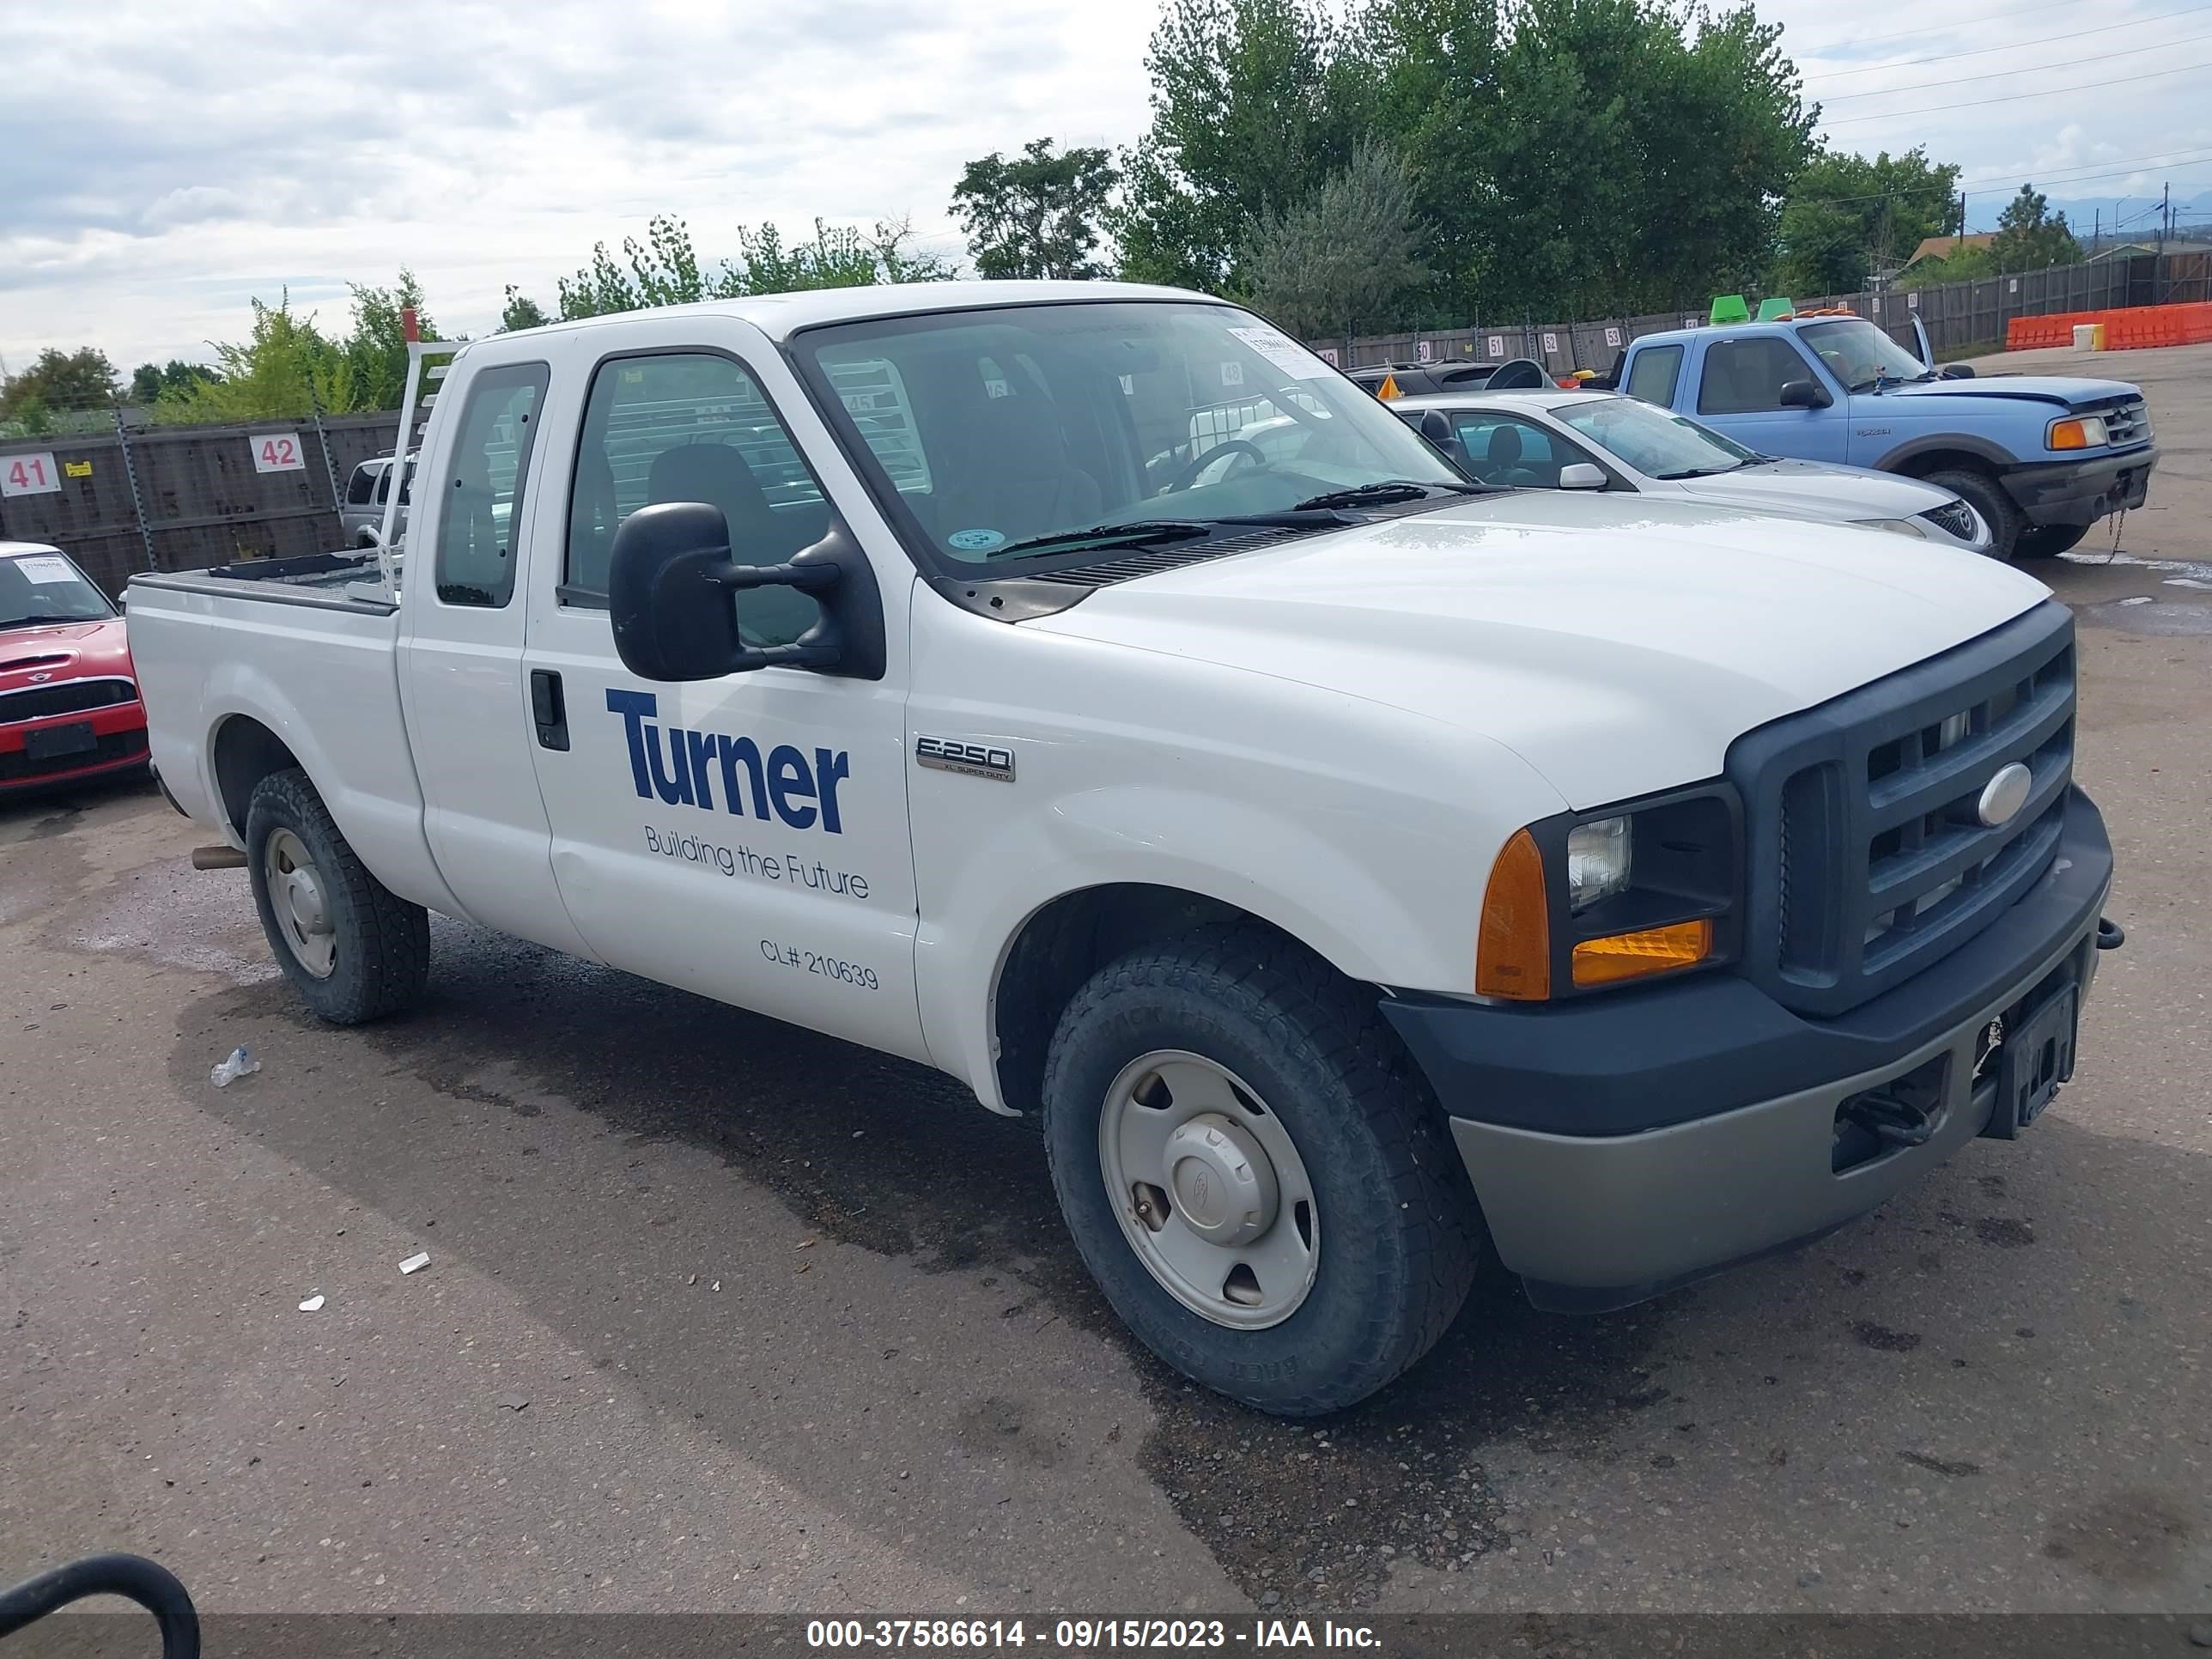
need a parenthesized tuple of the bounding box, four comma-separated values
(1099, 1051, 1319, 1329)
(264, 827, 337, 979)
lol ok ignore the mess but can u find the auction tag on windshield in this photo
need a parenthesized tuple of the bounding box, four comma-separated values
(1220, 360, 1244, 386)
(1227, 325, 1333, 380)
(8, 554, 76, 584)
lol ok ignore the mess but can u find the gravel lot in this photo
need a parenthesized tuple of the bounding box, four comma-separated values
(3, 344, 2209, 1621)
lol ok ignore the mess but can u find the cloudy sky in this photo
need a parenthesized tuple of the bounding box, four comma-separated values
(4, 0, 2208, 374)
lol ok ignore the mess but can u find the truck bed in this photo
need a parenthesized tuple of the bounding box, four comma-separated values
(130, 550, 398, 615)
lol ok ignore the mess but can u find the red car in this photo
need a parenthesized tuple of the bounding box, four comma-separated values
(1, 541, 149, 796)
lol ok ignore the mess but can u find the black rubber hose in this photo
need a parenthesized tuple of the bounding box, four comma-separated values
(0, 1553, 199, 1658)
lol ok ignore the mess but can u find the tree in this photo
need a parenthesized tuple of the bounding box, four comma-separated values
(1773, 147, 1961, 297)
(152, 295, 343, 423)
(1241, 137, 1426, 340)
(0, 347, 118, 421)
(1990, 184, 2081, 270)
(336, 270, 439, 411)
(952, 137, 1121, 278)
(500, 287, 551, 331)
(551, 214, 951, 320)
(129, 361, 218, 404)
(1114, 0, 1372, 291)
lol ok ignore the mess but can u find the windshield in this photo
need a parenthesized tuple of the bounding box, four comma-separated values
(1, 549, 112, 628)
(1798, 319, 1929, 392)
(1552, 396, 1758, 479)
(794, 301, 1465, 567)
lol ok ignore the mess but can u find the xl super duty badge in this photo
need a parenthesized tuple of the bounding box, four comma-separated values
(915, 736, 1015, 782)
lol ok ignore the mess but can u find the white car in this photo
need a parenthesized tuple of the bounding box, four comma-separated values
(125, 281, 2114, 1417)
(1390, 389, 1993, 554)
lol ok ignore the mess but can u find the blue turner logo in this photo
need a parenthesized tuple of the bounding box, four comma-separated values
(607, 689, 849, 833)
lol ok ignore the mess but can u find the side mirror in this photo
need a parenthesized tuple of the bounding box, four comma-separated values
(1939, 363, 1976, 380)
(1778, 380, 1832, 410)
(1417, 409, 1474, 472)
(1557, 462, 1607, 490)
(608, 501, 884, 683)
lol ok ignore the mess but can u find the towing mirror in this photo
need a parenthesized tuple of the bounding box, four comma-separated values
(1778, 380, 1832, 410)
(1557, 462, 1607, 490)
(608, 501, 885, 684)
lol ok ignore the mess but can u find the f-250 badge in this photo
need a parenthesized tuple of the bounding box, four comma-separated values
(915, 736, 1015, 782)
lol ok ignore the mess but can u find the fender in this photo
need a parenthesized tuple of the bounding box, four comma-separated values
(200, 655, 468, 921)
(1871, 432, 2019, 476)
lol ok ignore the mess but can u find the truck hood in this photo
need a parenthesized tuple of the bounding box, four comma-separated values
(1873, 374, 2140, 410)
(1028, 493, 2049, 809)
(1674, 459, 1954, 522)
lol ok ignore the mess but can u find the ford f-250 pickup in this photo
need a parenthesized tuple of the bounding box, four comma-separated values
(128, 281, 2123, 1416)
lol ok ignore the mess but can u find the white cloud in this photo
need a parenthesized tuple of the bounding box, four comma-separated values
(3, 0, 2207, 370)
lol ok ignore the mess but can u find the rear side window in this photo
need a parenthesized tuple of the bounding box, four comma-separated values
(1697, 338, 1817, 416)
(1624, 344, 1683, 407)
(344, 464, 377, 506)
(433, 363, 548, 609)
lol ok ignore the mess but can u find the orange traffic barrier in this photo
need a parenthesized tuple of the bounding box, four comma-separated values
(2008, 301, 2212, 353)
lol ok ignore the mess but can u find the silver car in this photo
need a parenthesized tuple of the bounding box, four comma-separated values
(1391, 390, 1992, 555)
(337, 454, 415, 548)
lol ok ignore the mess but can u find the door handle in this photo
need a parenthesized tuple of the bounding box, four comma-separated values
(530, 669, 569, 751)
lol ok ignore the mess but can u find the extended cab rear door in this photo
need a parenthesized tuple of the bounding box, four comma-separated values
(517, 313, 929, 1061)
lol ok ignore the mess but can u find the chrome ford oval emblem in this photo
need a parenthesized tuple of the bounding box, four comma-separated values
(1978, 762, 2033, 828)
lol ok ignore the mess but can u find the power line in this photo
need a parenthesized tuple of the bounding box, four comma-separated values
(1823, 58, 2212, 126)
(1819, 30, 2212, 100)
(1805, 5, 2212, 83)
(1788, 0, 2076, 58)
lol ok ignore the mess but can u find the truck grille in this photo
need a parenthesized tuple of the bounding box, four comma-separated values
(1730, 602, 2075, 1018)
(2100, 399, 2151, 448)
(0, 678, 138, 725)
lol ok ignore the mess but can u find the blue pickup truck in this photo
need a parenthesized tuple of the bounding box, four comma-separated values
(1613, 313, 2157, 561)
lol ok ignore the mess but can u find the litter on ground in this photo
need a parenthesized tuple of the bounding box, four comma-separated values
(398, 1252, 431, 1275)
(210, 1047, 261, 1087)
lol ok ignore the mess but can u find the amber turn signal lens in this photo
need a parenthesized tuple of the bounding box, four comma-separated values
(1476, 828, 1551, 1000)
(1571, 919, 1713, 988)
(2047, 419, 2091, 451)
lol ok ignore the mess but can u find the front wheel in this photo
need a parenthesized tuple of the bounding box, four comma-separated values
(2014, 522, 2090, 560)
(245, 769, 430, 1024)
(1923, 467, 2021, 561)
(1040, 928, 1480, 1417)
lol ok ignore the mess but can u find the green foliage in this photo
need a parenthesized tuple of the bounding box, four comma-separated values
(1774, 148, 1961, 296)
(130, 360, 219, 404)
(338, 270, 440, 410)
(1, 346, 118, 419)
(150, 277, 440, 422)
(1121, 0, 1817, 323)
(551, 214, 951, 320)
(1991, 184, 2081, 270)
(952, 137, 1122, 279)
(1113, 0, 1372, 291)
(1897, 242, 1995, 289)
(1240, 137, 1426, 339)
(500, 287, 552, 332)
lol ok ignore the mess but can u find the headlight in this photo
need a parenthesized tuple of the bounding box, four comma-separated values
(1566, 816, 1632, 913)
(1856, 518, 1929, 539)
(2048, 415, 2109, 451)
(1477, 792, 1737, 1000)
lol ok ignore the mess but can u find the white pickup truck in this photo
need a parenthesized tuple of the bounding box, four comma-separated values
(130, 281, 2120, 1416)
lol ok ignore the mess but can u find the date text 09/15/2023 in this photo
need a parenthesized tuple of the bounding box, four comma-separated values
(804, 1619, 1382, 1650)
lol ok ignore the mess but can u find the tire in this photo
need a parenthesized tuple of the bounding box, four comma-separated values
(2013, 522, 2090, 561)
(245, 768, 430, 1024)
(1923, 467, 2021, 561)
(1040, 926, 1480, 1417)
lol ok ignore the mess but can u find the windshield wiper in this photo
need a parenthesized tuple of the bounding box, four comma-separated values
(1653, 465, 1742, 480)
(1290, 479, 1484, 512)
(983, 520, 1218, 560)
(4, 614, 100, 627)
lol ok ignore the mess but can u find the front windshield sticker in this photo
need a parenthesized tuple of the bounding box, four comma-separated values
(8, 555, 76, 584)
(1229, 325, 1333, 381)
(1220, 360, 1244, 386)
(946, 527, 1006, 552)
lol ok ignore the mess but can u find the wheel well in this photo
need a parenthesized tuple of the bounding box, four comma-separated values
(992, 884, 1328, 1119)
(211, 716, 301, 836)
(1891, 447, 1997, 482)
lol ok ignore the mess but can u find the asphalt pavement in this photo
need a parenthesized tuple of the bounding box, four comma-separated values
(3, 343, 2210, 1620)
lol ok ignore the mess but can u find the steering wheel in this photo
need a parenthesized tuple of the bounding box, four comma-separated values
(1166, 438, 1270, 493)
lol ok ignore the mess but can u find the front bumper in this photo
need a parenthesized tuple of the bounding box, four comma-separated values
(2002, 444, 2156, 527)
(1384, 788, 2114, 1312)
(0, 703, 149, 794)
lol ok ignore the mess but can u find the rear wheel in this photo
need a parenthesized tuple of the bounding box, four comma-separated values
(246, 769, 429, 1024)
(2014, 522, 2090, 561)
(1040, 927, 1480, 1417)
(1922, 467, 2021, 561)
